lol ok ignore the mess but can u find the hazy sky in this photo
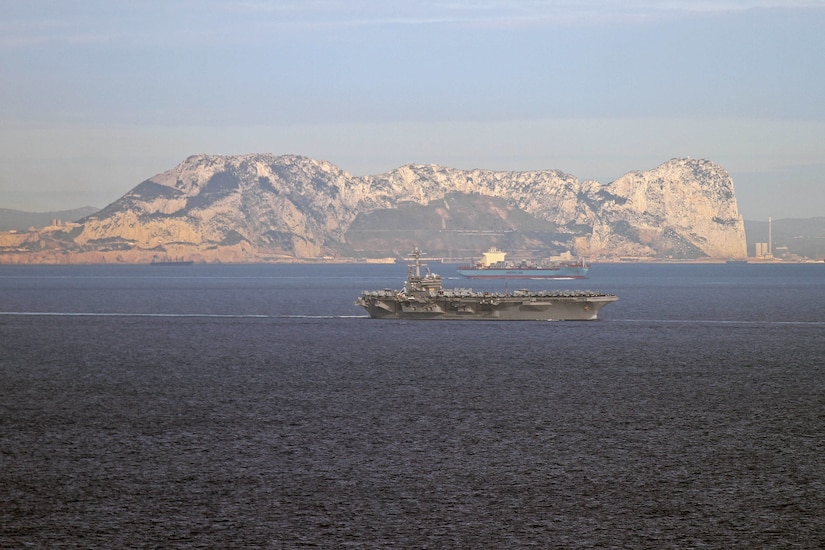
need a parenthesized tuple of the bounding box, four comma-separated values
(1, 1, 823, 220)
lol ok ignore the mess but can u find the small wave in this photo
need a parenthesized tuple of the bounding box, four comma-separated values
(277, 314, 369, 319)
(612, 318, 825, 326)
(0, 312, 271, 318)
(0, 311, 368, 319)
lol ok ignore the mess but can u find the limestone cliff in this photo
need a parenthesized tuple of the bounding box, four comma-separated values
(0, 155, 747, 263)
(586, 158, 746, 258)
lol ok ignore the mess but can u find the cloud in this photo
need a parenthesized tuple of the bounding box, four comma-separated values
(222, 0, 825, 29)
(3, 0, 823, 49)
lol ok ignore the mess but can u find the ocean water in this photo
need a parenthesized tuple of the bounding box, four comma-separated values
(1, 262, 824, 548)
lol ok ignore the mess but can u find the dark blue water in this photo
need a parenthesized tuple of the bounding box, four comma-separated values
(2, 262, 824, 548)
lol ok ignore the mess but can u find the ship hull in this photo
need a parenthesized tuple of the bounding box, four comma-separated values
(356, 292, 617, 321)
(457, 267, 588, 279)
(150, 260, 194, 266)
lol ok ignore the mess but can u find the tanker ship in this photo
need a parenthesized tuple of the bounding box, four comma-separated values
(356, 248, 617, 321)
(457, 247, 588, 279)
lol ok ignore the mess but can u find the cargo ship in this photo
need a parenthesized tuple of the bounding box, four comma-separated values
(150, 256, 194, 266)
(356, 248, 617, 321)
(457, 247, 588, 279)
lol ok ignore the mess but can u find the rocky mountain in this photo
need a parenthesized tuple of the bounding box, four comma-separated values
(0, 154, 748, 263)
(0, 206, 98, 232)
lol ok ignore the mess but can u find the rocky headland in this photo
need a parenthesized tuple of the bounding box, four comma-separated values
(0, 155, 748, 264)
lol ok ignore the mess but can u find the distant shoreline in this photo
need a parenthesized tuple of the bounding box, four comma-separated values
(0, 256, 822, 266)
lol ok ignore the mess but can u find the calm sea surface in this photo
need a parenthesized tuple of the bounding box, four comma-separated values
(2, 262, 824, 548)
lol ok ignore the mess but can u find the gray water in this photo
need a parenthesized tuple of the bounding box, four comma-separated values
(2, 263, 824, 548)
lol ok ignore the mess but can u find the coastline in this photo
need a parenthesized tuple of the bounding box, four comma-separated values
(0, 253, 821, 266)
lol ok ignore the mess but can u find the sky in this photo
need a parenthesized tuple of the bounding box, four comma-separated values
(1, 1, 824, 221)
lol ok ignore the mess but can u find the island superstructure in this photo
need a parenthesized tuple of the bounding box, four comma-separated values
(356, 248, 617, 321)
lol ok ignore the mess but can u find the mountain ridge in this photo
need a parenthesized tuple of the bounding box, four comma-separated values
(1, 155, 750, 263)
(0, 207, 98, 232)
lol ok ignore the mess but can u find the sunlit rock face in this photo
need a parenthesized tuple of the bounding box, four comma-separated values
(0, 155, 747, 263)
(584, 158, 747, 258)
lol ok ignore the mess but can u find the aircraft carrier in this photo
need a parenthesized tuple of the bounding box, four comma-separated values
(356, 249, 618, 321)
